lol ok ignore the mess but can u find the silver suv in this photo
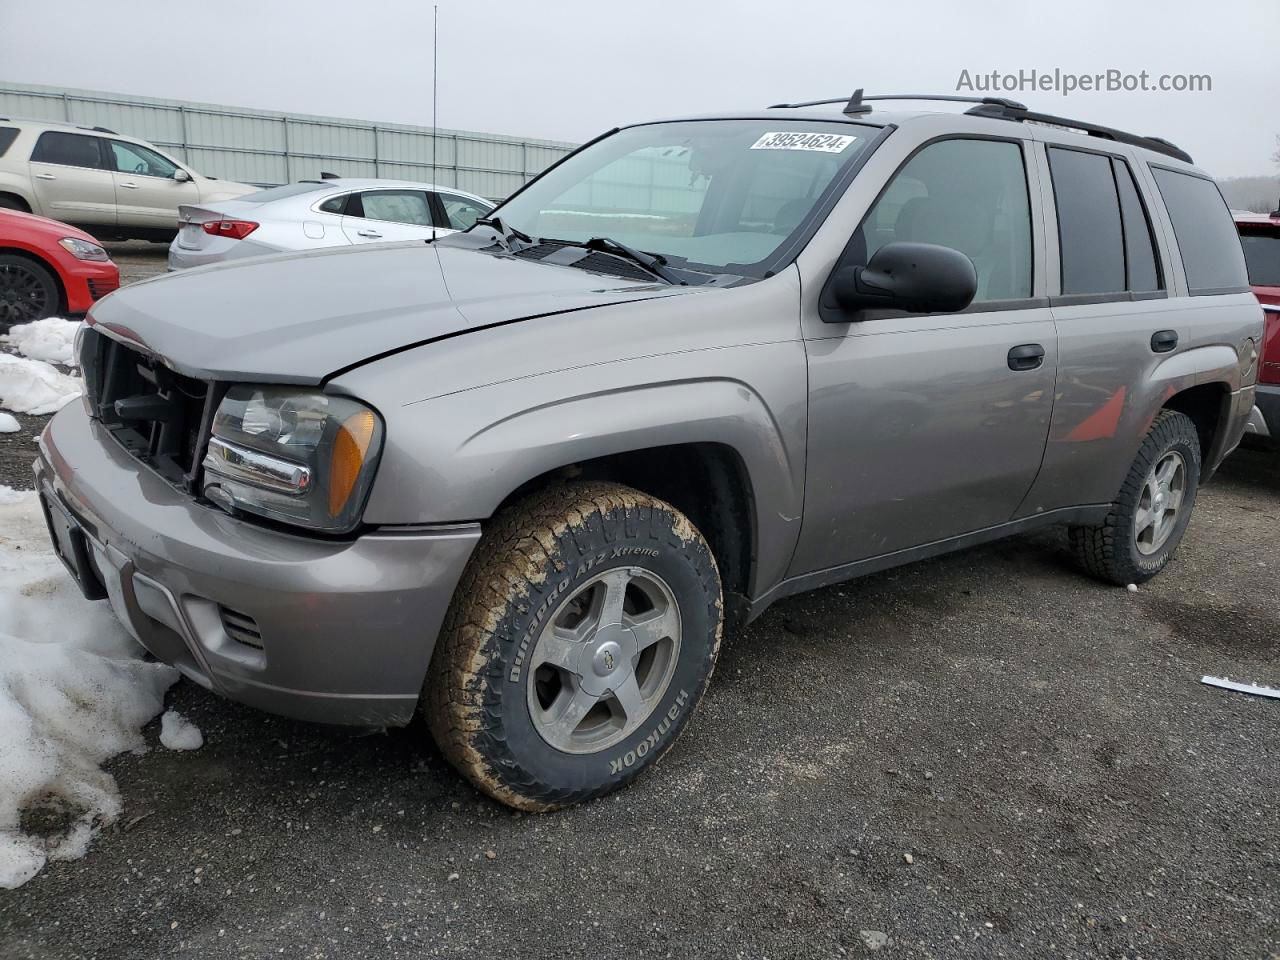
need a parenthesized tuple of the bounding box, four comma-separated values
(36, 94, 1262, 810)
(0, 118, 254, 240)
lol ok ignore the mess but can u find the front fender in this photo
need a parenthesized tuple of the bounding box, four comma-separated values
(331, 269, 808, 596)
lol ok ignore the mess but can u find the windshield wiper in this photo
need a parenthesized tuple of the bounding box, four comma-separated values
(577, 237, 686, 285)
(475, 216, 534, 252)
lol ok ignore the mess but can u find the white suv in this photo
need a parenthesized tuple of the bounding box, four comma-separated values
(0, 118, 255, 240)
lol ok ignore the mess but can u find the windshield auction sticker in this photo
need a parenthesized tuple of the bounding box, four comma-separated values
(749, 132, 857, 152)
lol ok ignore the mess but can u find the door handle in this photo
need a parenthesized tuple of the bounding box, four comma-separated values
(119, 182, 139, 189)
(356, 229, 382, 239)
(1008, 343, 1046, 371)
(35, 173, 56, 180)
(1150, 330, 1178, 353)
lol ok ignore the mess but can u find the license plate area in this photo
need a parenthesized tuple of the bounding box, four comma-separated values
(40, 492, 108, 601)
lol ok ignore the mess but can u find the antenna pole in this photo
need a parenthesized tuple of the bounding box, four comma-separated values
(432, 5, 438, 188)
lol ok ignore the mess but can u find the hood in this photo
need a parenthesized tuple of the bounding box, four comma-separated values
(87, 240, 700, 384)
(0, 208, 103, 245)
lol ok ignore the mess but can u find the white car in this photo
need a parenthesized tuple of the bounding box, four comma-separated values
(0, 117, 256, 240)
(167, 178, 495, 270)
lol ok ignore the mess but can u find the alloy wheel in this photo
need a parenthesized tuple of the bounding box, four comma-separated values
(1134, 451, 1186, 555)
(526, 566, 682, 754)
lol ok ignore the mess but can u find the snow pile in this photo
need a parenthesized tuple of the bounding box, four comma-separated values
(0, 413, 18, 434)
(0, 353, 82, 415)
(0, 491, 178, 889)
(159, 710, 203, 751)
(3, 318, 82, 366)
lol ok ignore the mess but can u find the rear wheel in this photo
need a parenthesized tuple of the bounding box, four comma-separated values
(1069, 409, 1202, 585)
(426, 482, 722, 811)
(0, 194, 30, 212)
(0, 254, 60, 331)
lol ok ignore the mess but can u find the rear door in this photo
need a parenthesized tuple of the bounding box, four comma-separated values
(27, 131, 116, 228)
(340, 189, 437, 244)
(106, 139, 200, 232)
(1015, 144, 1180, 515)
(793, 136, 1056, 575)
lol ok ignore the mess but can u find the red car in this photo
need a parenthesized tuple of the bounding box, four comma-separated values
(1238, 206, 1280, 444)
(0, 209, 120, 331)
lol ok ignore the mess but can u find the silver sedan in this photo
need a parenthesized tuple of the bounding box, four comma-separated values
(167, 178, 494, 270)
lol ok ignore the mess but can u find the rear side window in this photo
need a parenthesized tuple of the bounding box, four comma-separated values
(30, 131, 105, 169)
(1151, 168, 1249, 295)
(1240, 228, 1280, 286)
(1048, 148, 1125, 295)
(858, 138, 1033, 301)
(1111, 159, 1161, 292)
(318, 194, 349, 215)
(0, 127, 18, 158)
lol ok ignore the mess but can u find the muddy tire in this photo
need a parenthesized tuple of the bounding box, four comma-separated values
(1069, 409, 1202, 586)
(425, 482, 723, 811)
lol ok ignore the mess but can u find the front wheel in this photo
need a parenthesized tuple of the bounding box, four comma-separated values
(0, 254, 60, 331)
(1069, 409, 1202, 585)
(425, 482, 723, 811)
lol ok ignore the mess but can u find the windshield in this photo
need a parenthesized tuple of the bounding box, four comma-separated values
(492, 119, 874, 277)
(1240, 229, 1280, 286)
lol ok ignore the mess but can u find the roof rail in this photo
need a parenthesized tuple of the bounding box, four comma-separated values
(89, 125, 117, 134)
(769, 89, 1027, 114)
(964, 102, 1192, 163)
(767, 90, 1192, 164)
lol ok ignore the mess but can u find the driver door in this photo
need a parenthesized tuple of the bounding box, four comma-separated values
(106, 139, 200, 232)
(791, 136, 1056, 576)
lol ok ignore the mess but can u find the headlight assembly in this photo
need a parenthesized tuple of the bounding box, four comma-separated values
(202, 385, 383, 533)
(58, 237, 111, 262)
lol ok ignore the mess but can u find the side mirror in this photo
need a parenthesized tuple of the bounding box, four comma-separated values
(829, 241, 977, 317)
(173, 169, 192, 183)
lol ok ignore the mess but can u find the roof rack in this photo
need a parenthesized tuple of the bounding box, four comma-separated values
(768, 90, 1192, 164)
(769, 89, 1027, 114)
(963, 101, 1192, 163)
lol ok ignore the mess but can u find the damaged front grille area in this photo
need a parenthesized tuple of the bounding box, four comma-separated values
(80, 325, 220, 492)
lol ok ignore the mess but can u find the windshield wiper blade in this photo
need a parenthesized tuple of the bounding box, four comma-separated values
(475, 216, 534, 252)
(580, 237, 686, 285)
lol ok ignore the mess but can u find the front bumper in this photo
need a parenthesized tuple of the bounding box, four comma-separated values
(61, 259, 120, 314)
(35, 404, 480, 727)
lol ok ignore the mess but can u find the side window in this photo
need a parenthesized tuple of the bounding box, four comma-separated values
(1152, 168, 1250, 295)
(1047, 148, 1125, 295)
(858, 139, 1033, 302)
(354, 190, 433, 226)
(0, 127, 18, 158)
(30, 131, 105, 169)
(1112, 159, 1161, 292)
(108, 140, 178, 179)
(1239, 228, 1280, 287)
(318, 194, 349, 215)
(437, 193, 491, 230)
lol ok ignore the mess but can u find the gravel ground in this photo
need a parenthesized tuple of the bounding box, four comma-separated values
(1, 246, 1277, 957)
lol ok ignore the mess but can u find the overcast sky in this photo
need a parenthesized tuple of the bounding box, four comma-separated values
(1, 0, 1276, 179)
